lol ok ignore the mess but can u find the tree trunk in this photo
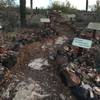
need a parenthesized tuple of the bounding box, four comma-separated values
(20, 0, 26, 27)
(30, 0, 33, 9)
(86, 0, 88, 12)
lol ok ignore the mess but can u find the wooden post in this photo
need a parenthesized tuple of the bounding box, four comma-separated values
(20, 0, 26, 27)
(93, 30, 96, 39)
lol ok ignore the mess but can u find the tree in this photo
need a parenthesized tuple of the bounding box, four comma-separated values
(0, 0, 15, 7)
(95, 0, 100, 21)
(30, 0, 33, 9)
(90, 0, 100, 11)
(5, 0, 15, 6)
(0, 0, 5, 8)
(0, 0, 16, 8)
(86, 0, 88, 11)
(95, 0, 100, 12)
(49, 0, 77, 14)
(20, 0, 26, 27)
(90, 0, 100, 22)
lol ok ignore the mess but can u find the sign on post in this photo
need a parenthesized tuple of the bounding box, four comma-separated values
(87, 22, 100, 30)
(72, 38, 92, 49)
(40, 18, 50, 23)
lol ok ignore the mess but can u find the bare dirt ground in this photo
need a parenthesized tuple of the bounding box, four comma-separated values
(0, 37, 76, 100)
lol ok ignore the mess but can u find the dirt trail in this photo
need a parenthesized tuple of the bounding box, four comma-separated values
(0, 37, 76, 100)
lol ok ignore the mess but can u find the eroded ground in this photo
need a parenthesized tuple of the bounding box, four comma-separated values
(0, 37, 76, 100)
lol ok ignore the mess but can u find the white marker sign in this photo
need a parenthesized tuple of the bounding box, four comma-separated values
(40, 18, 50, 23)
(87, 22, 100, 30)
(72, 38, 92, 49)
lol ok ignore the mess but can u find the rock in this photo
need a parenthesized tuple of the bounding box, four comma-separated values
(71, 86, 89, 100)
(89, 90, 94, 98)
(2, 54, 17, 68)
(93, 87, 100, 96)
(95, 75, 100, 87)
(55, 55, 68, 66)
(0, 46, 7, 54)
(0, 74, 4, 84)
(63, 69, 81, 87)
(0, 65, 4, 73)
(55, 37, 66, 45)
(59, 94, 66, 100)
(28, 58, 49, 70)
(81, 82, 95, 98)
(81, 82, 92, 90)
(48, 51, 56, 61)
(95, 75, 100, 83)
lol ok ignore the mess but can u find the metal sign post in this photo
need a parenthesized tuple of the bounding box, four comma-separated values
(87, 22, 100, 38)
(40, 18, 51, 29)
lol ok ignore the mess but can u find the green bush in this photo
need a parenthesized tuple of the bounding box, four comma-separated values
(49, 0, 77, 14)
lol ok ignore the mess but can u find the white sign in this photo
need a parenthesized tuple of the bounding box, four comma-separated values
(87, 22, 100, 30)
(72, 38, 92, 49)
(40, 18, 50, 23)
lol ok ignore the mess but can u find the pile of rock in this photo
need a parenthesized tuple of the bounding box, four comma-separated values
(47, 34, 100, 100)
(0, 46, 17, 84)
